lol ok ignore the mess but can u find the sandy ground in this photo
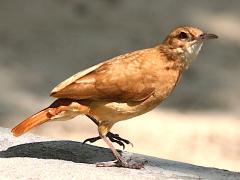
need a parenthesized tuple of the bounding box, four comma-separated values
(0, 0, 240, 172)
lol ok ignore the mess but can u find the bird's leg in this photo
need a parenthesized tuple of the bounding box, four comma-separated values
(83, 132, 133, 150)
(86, 114, 99, 126)
(96, 133, 144, 169)
(84, 115, 133, 149)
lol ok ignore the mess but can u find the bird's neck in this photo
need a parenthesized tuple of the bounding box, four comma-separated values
(158, 43, 203, 70)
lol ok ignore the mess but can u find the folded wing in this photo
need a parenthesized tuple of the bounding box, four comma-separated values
(51, 49, 156, 102)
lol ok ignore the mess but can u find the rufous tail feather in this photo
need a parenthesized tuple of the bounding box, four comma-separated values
(11, 108, 55, 137)
(11, 98, 89, 137)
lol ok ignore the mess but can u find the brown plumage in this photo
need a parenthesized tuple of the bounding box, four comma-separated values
(12, 26, 217, 169)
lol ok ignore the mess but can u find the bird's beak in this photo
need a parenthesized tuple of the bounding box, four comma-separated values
(199, 33, 218, 40)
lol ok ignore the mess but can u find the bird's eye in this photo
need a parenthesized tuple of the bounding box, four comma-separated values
(178, 32, 188, 39)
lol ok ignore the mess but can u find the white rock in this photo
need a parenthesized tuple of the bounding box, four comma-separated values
(0, 127, 239, 180)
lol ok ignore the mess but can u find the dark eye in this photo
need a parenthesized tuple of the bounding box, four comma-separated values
(178, 32, 188, 39)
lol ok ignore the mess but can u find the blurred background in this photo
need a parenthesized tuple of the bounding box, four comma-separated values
(0, 0, 239, 171)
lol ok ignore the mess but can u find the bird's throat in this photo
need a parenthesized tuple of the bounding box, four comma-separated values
(184, 42, 203, 68)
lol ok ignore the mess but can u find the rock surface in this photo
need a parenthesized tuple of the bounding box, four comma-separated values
(0, 127, 239, 180)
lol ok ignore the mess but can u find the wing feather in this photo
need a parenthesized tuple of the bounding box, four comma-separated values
(51, 63, 104, 95)
(51, 48, 157, 102)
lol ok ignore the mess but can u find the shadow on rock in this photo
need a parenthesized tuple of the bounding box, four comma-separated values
(0, 140, 116, 163)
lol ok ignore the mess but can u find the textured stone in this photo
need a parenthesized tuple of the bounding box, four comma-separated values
(0, 127, 239, 180)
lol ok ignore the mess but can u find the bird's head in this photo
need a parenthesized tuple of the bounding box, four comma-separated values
(162, 26, 218, 67)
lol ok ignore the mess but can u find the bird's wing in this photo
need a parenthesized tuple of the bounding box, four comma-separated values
(51, 49, 156, 102)
(51, 62, 104, 94)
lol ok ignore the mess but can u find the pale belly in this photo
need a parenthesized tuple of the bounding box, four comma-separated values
(88, 95, 162, 123)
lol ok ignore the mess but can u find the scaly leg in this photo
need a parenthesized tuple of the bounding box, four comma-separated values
(96, 132, 144, 169)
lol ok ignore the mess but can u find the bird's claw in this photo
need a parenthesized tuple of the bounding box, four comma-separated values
(83, 136, 101, 144)
(96, 160, 145, 169)
(83, 132, 133, 150)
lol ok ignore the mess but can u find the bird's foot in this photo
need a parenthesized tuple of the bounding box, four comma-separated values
(107, 132, 133, 149)
(83, 136, 101, 144)
(96, 159, 146, 169)
(83, 132, 133, 150)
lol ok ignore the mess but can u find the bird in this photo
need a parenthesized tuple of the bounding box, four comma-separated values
(11, 26, 218, 169)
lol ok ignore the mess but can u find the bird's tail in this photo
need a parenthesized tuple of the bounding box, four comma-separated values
(11, 99, 89, 137)
(11, 108, 55, 137)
